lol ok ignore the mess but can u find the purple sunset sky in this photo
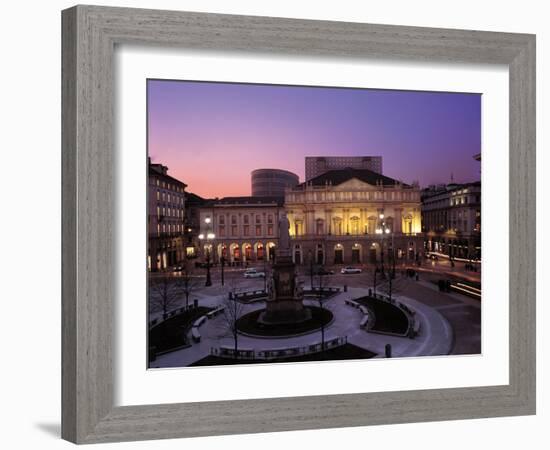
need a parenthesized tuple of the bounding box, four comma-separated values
(147, 79, 481, 198)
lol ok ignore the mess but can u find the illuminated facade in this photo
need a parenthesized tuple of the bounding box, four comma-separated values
(421, 182, 481, 259)
(198, 197, 284, 265)
(199, 168, 423, 266)
(147, 159, 187, 271)
(285, 168, 423, 265)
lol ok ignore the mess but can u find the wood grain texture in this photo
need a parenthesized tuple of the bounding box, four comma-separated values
(61, 5, 536, 444)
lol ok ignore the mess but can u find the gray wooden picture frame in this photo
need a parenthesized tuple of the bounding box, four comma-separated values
(61, 4, 536, 444)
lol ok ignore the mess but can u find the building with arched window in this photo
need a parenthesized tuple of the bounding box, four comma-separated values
(284, 168, 423, 265)
(197, 168, 424, 266)
(198, 196, 284, 265)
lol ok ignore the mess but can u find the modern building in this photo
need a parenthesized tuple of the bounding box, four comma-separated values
(305, 156, 383, 180)
(148, 159, 187, 271)
(251, 168, 299, 197)
(421, 182, 481, 260)
(198, 196, 285, 265)
(198, 168, 423, 266)
(285, 168, 423, 265)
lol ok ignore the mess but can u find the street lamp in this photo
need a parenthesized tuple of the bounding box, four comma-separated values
(220, 250, 226, 286)
(309, 249, 314, 290)
(376, 213, 386, 278)
(385, 227, 395, 301)
(199, 218, 215, 287)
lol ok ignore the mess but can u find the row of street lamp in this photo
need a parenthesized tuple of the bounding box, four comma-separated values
(198, 214, 397, 294)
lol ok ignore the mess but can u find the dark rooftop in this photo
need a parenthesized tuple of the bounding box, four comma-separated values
(208, 196, 284, 207)
(421, 181, 481, 199)
(185, 192, 207, 206)
(148, 164, 187, 188)
(300, 168, 406, 188)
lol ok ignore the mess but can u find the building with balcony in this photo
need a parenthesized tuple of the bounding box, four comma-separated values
(305, 156, 383, 180)
(198, 168, 423, 266)
(421, 182, 481, 260)
(148, 159, 187, 271)
(285, 168, 423, 265)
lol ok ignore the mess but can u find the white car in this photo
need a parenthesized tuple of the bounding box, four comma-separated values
(341, 266, 362, 274)
(243, 268, 266, 278)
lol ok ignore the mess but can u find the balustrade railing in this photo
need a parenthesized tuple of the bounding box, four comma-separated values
(210, 336, 348, 360)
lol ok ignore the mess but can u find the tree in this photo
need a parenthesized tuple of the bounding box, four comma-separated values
(378, 270, 410, 299)
(308, 250, 315, 289)
(149, 275, 181, 320)
(316, 267, 331, 352)
(220, 277, 245, 358)
(177, 263, 201, 310)
(364, 264, 378, 297)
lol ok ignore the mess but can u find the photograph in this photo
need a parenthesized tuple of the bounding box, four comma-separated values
(147, 79, 482, 368)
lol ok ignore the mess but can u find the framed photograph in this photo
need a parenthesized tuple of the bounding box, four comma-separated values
(62, 5, 536, 444)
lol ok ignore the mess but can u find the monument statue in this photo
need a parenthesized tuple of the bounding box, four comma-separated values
(278, 213, 291, 250)
(259, 211, 309, 325)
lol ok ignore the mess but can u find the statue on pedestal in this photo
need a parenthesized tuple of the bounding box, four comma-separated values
(259, 211, 309, 324)
(278, 213, 291, 251)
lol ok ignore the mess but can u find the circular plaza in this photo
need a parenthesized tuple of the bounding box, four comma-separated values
(148, 263, 478, 368)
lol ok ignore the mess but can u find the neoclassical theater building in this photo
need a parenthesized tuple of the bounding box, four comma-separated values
(198, 168, 423, 266)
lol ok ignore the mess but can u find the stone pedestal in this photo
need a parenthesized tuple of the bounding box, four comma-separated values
(259, 251, 310, 325)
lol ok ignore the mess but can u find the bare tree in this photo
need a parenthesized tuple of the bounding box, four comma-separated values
(176, 263, 201, 310)
(363, 264, 378, 297)
(220, 277, 245, 358)
(308, 250, 315, 289)
(378, 270, 410, 298)
(149, 275, 181, 320)
(316, 268, 331, 352)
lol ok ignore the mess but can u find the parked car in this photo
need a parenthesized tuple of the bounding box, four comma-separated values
(243, 268, 266, 278)
(340, 266, 362, 274)
(314, 267, 334, 275)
